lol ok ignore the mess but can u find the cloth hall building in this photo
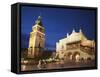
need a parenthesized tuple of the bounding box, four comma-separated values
(56, 29, 95, 62)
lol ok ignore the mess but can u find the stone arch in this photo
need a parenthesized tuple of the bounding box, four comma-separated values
(87, 57, 92, 61)
(73, 51, 80, 62)
(80, 57, 84, 62)
(67, 52, 73, 60)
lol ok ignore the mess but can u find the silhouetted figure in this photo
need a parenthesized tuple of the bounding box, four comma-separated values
(37, 60, 42, 69)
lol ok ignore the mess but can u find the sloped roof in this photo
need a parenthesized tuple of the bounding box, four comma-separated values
(58, 29, 95, 48)
(66, 31, 87, 44)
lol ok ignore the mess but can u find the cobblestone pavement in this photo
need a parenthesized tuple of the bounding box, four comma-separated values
(21, 60, 95, 71)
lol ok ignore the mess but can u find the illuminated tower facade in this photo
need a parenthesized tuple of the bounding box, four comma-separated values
(28, 16, 45, 58)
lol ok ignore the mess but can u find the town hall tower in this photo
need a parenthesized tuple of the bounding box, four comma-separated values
(28, 16, 45, 58)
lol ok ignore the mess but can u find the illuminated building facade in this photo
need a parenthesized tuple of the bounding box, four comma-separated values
(56, 29, 95, 62)
(28, 16, 45, 58)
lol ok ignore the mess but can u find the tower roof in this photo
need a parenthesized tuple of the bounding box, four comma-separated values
(35, 16, 43, 26)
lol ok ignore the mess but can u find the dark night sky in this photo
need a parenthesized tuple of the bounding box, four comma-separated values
(21, 6, 96, 50)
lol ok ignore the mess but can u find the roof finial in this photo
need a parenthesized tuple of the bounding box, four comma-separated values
(38, 15, 41, 20)
(67, 33, 69, 37)
(72, 28, 75, 33)
(79, 28, 82, 33)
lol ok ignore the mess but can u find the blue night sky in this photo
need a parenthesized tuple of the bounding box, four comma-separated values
(21, 6, 96, 50)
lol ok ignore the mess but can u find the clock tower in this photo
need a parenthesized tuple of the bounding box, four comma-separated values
(28, 16, 45, 58)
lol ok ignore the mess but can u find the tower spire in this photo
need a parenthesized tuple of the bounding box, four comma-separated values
(35, 16, 42, 26)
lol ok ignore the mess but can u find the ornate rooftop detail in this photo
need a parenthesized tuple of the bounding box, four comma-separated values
(35, 16, 43, 26)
